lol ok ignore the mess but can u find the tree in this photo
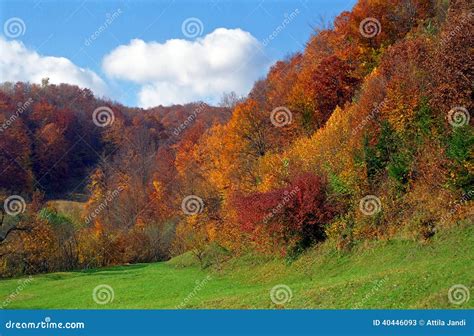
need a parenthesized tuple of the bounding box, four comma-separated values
(233, 173, 336, 253)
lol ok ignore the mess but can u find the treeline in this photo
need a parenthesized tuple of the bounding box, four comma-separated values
(0, 82, 231, 276)
(0, 0, 472, 276)
(0, 81, 230, 198)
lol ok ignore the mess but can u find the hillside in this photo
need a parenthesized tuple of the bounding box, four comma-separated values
(0, 84, 231, 199)
(0, 0, 472, 309)
(0, 223, 472, 309)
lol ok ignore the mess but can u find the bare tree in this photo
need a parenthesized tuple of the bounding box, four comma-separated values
(218, 91, 244, 110)
(0, 208, 30, 244)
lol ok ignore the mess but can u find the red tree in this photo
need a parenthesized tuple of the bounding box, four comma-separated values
(234, 173, 336, 248)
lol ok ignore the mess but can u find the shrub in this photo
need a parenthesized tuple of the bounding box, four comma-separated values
(447, 125, 474, 192)
(234, 172, 337, 254)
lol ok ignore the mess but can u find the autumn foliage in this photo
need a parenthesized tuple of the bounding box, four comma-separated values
(233, 173, 336, 254)
(1, 0, 472, 276)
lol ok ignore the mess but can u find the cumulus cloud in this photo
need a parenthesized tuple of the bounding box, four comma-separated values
(102, 28, 268, 107)
(0, 36, 108, 96)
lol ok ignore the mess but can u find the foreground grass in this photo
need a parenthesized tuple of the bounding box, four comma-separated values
(0, 224, 472, 309)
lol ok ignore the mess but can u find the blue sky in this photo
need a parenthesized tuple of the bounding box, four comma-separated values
(0, 0, 356, 107)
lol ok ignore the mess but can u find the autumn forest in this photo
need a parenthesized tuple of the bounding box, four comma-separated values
(0, 0, 472, 293)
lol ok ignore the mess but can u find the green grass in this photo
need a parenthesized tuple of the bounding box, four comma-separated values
(47, 200, 86, 225)
(0, 224, 472, 309)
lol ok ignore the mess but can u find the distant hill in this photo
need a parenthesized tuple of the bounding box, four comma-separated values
(0, 82, 231, 198)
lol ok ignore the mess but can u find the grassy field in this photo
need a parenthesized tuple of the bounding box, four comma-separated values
(0, 224, 472, 309)
(46, 200, 86, 224)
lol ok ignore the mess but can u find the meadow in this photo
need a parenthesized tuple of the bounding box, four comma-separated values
(1, 223, 472, 309)
(0, 0, 472, 316)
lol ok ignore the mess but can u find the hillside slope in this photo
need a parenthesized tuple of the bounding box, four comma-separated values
(1, 223, 472, 309)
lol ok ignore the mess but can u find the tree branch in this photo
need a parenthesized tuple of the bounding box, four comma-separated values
(0, 225, 31, 244)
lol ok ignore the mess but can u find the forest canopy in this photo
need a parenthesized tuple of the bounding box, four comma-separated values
(0, 0, 472, 277)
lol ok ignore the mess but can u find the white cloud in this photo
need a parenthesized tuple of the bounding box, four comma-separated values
(0, 36, 108, 97)
(102, 28, 268, 107)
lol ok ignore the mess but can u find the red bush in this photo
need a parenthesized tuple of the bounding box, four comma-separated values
(233, 173, 336, 247)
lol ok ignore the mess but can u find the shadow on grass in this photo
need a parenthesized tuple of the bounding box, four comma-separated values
(6, 263, 154, 283)
(73, 263, 150, 276)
